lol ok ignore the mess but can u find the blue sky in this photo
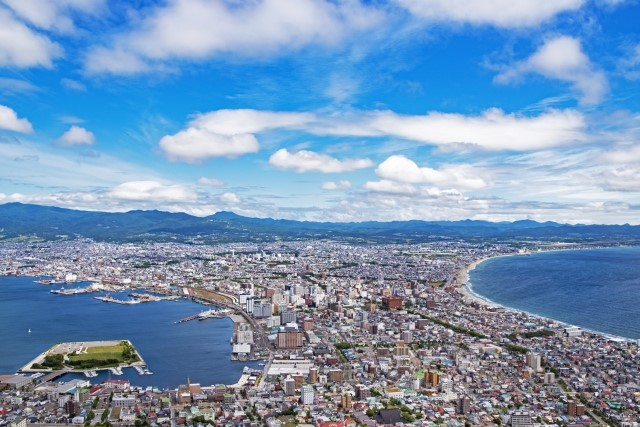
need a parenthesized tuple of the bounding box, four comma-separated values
(1, 0, 639, 224)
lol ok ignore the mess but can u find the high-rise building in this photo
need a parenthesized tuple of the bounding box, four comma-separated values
(284, 376, 296, 396)
(544, 372, 555, 384)
(456, 396, 471, 415)
(301, 384, 314, 405)
(355, 384, 370, 400)
(525, 352, 542, 372)
(281, 310, 296, 324)
(308, 368, 318, 383)
(341, 394, 352, 409)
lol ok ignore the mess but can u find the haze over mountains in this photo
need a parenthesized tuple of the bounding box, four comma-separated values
(1, 203, 639, 244)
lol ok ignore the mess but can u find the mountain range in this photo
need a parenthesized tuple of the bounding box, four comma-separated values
(1, 203, 639, 244)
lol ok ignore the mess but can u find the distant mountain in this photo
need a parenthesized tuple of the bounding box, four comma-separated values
(0, 202, 639, 244)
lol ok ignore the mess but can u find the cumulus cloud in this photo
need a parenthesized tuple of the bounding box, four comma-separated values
(0, 8, 62, 68)
(84, 0, 382, 74)
(57, 125, 96, 146)
(495, 36, 607, 105)
(322, 180, 351, 190)
(197, 177, 224, 187)
(269, 148, 374, 173)
(0, 104, 33, 133)
(191, 109, 313, 135)
(220, 192, 240, 203)
(108, 181, 197, 202)
(159, 128, 259, 163)
(395, 0, 584, 28)
(158, 109, 314, 163)
(376, 155, 487, 189)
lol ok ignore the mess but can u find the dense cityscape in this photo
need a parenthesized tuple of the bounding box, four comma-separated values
(1, 240, 638, 427)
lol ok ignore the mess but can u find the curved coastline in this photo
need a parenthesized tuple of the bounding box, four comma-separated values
(455, 249, 637, 342)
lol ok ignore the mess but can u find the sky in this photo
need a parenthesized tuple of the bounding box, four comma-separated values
(0, 0, 640, 224)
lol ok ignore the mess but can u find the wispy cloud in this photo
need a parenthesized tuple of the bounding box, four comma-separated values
(394, 0, 585, 28)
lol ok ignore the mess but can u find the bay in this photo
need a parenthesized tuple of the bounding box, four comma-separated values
(0, 276, 259, 388)
(469, 246, 640, 339)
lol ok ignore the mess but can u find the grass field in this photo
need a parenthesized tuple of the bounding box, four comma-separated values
(67, 341, 138, 365)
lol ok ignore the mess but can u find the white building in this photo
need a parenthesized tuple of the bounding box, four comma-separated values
(301, 384, 314, 405)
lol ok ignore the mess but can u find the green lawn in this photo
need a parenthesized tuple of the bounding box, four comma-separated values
(67, 341, 139, 368)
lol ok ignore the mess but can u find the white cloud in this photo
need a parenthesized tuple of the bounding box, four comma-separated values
(395, 0, 584, 28)
(341, 108, 586, 150)
(376, 155, 487, 189)
(496, 36, 607, 105)
(166, 107, 586, 155)
(159, 128, 259, 163)
(58, 125, 95, 146)
(84, 0, 382, 74)
(0, 77, 38, 94)
(108, 181, 197, 202)
(269, 148, 374, 173)
(0, 104, 33, 133)
(363, 179, 418, 195)
(322, 180, 351, 190)
(197, 177, 224, 187)
(618, 44, 640, 80)
(0, 8, 62, 68)
(191, 109, 313, 135)
(596, 167, 640, 192)
(1, 0, 104, 33)
(220, 192, 240, 203)
(60, 78, 87, 91)
(603, 145, 640, 164)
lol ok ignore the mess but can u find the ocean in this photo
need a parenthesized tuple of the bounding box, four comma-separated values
(0, 276, 261, 388)
(468, 246, 640, 340)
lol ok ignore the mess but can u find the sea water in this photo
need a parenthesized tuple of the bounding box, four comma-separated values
(469, 246, 640, 339)
(0, 276, 260, 387)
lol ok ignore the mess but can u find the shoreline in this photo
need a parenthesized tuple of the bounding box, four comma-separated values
(454, 248, 638, 343)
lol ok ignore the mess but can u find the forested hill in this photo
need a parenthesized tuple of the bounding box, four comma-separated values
(1, 202, 638, 244)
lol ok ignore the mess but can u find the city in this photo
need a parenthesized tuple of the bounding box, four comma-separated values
(1, 240, 638, 427)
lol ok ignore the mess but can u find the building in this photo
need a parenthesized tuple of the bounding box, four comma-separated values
(341, 394, 352, 409)
(381, 296, 403, 310)
(284, 376, 296, 396)
(526, 352, 542, 372)
(112, 394, 136, 408)
(301, 384, 314, 405)
(281, 310, 296, 324)
(355, 384, 370, 401)
(510, 412, 533, 427)
(308, 367, 318, 383)
(277, 331, 304, 349)
(544, 372, 555, 384)
(457, 395, 471, 415)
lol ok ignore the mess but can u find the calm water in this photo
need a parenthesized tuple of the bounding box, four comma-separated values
(0, 276, 260, 387)
(469, 246, 640, 339)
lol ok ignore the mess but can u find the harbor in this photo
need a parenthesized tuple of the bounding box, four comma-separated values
(175, 308, 231, 324)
